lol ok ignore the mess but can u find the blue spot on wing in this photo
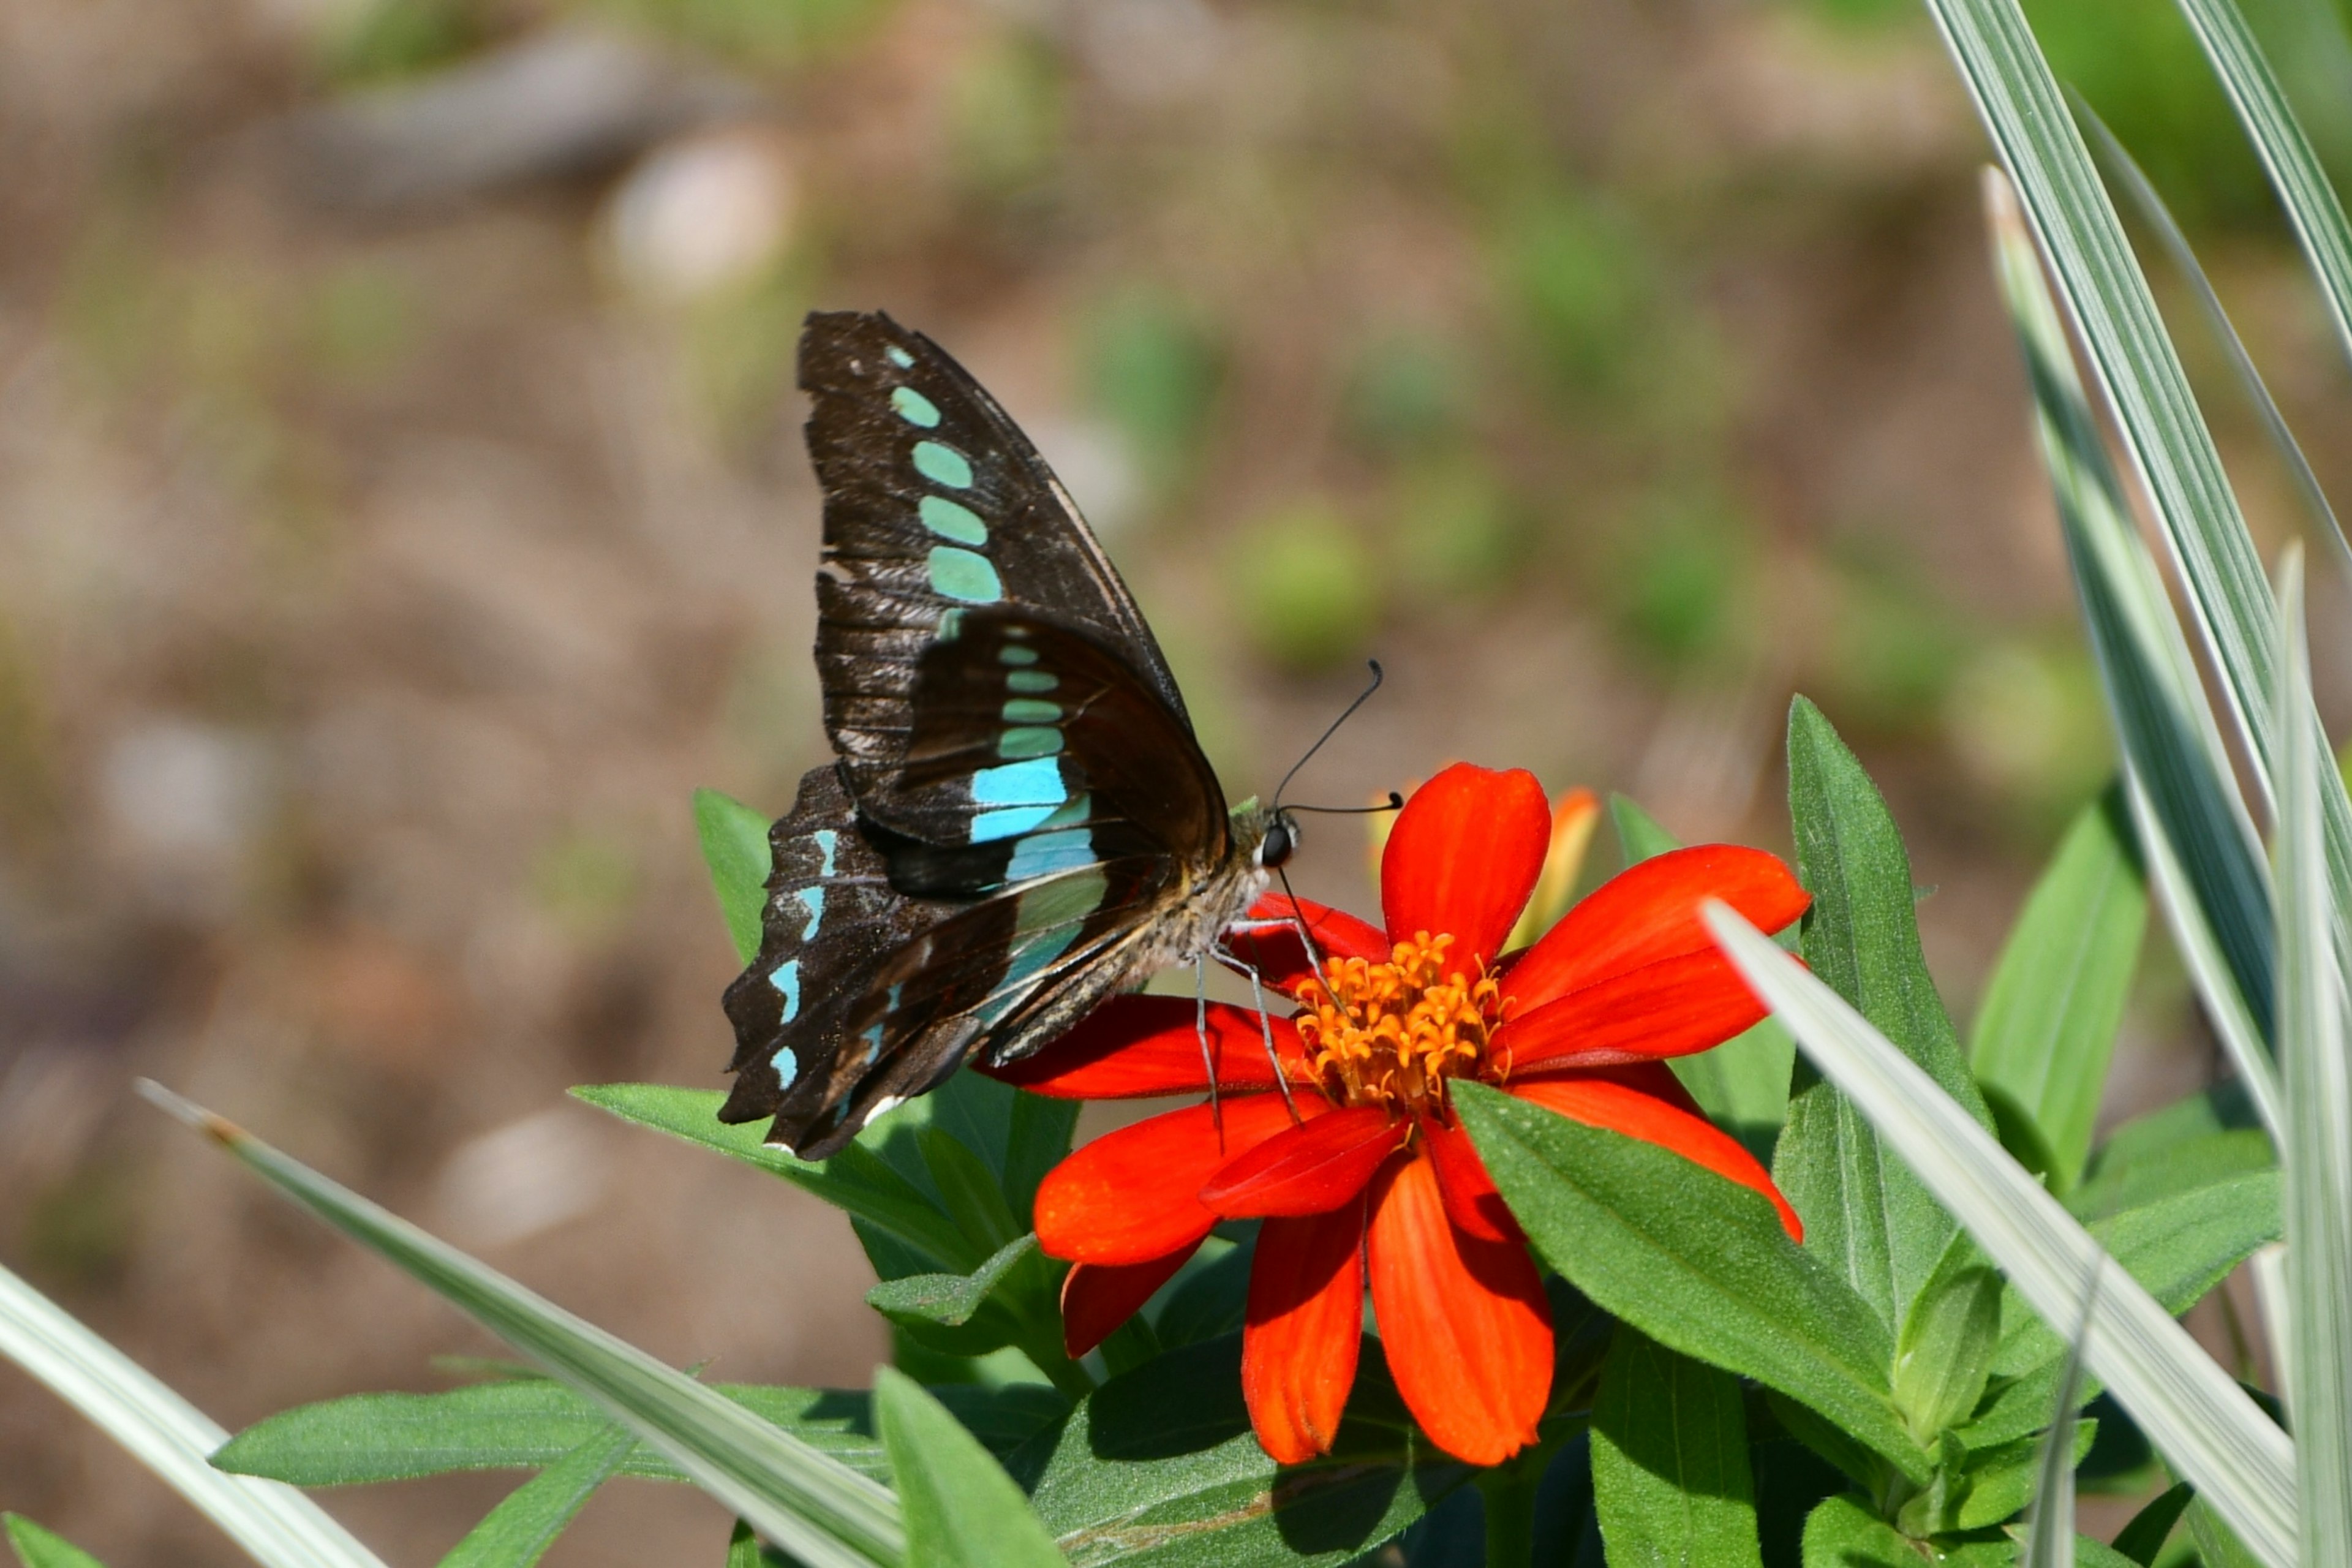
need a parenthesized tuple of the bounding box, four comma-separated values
(890, 386, 941, 427)
(928, 546, 1003, 603)
(973, 757, 1065, 806)
(1008, 827, 1098, 881)
(913, 440, 974, 488)
(795, 886, 824, 941)
(813, 830, 838, 876)
(769, 959, 802, 1022)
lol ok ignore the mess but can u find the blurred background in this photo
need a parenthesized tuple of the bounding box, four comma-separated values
(3, 0, 2350, 1558)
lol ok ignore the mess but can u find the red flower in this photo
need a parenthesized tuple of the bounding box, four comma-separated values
(986, 763, 1808, 1468)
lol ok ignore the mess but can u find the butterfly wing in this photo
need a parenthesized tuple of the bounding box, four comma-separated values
(801, 310, 1193, 837)
(720, 759, 1208, 1159)
(720, 314, 1256, 1158)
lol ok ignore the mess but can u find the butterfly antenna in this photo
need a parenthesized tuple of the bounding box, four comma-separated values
(1286, 793, 1404, 815)
(1272, 660, 1386, 810)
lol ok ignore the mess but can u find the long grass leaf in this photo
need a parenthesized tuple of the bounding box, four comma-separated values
(135, 1084, 903, 1568)
(2021, 1273, 2097, 1568)
(2074, 97, 2352, 583)
(1703, 905, 2299, 1568)
(2273, 551, 2352, 1566)
(2172, 0, 2352, 379)
(0, 1262, 388, 1568)
(1984, 168, 2282, 1131)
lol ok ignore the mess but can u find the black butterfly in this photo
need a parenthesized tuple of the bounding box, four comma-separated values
(720, 311, 1299, 1158)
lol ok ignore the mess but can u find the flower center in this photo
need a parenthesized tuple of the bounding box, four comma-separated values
(1292, 932, 1509, 1115)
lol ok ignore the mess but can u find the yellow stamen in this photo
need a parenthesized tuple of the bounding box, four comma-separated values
(1292, 932, 1509, 1115)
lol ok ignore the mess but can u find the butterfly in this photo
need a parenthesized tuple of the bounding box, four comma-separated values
(719, 311, 1302, 1158)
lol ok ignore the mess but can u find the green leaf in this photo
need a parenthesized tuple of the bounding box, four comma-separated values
(1589, 1324, 1763, 1568)
(1150, 1235, 1250, 1349)
(1980, 167, 2280, 1135)
(571, 1084, 977, 1271)
(1023, 1335, 1474, 1567)
(1609, 794, 1793, 1161)
(876, 1368, 1068, 1567)
(1609, 793, 1680, 864)
(2111, 1480, 2193, 1565)
(0, 1262, 387, 1568)
(2018, 1291, 2095, 1568)
(214, 1378, 1066, 1488)
(2187, 1495, 2267, 1568)
(438, 1425, 633, 1568)
(728, 1520, 793, 1567)
(2071, 1112, 2270, 1223)
(1969, 787, 2147, 1191)
(867, 1234, 1039, 1330)
(1891, 1238, 2002, 1445)
(2271, 556, 2352, 1566)
(1705, 907, 2297, 1568)
(140, 1084, 902, 1568)
(695, 788, 774, 966)
(1796, 1493, 1912, 1568)
(1958, 1425, 2094, 1535)
(1454, 1082, 1928, 1484)
(2, 1518, 107, 1568)
(1777, 697, 1989, 1333)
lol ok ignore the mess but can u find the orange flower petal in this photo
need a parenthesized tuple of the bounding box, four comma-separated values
(1061, 1246, 1199, 1357)
(1366, 1155, 1551, 1466)
(1381, 764, 1552, 966)
(1505, 845, 1807, 1014)
(1490, 949, 1773, 1068)
(1422, 1116, 1520, 1245)
(980, 996, 1305, 1098)
(1036, 1095, 1315, 1265)
(1223, 893, 1391, 995)
(1507, 1074, 1803, 1242)
(1243, 1195, 1368, 1464)
(1200, 1106, 1406, 1218)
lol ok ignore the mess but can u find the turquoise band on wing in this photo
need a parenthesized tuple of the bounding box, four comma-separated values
(913, 440, 973, 488)
(928, 546, 1003, 602)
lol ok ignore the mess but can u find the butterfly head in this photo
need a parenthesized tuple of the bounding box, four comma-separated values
(1256, 809, 1300, 870)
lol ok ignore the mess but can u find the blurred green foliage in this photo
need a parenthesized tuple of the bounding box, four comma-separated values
(1228, 500, 1384, 673)
(950, 31, 1068, 200)
(1812, 556, 1972, 734)
(575, 0, 896, 65)
(1498, 190, 1657, 403)
(1082, 287, 1226, 497)
(320, 0, 479, 85)
(1604, 488, 1755, 671)
(531, 829, 642, 938)
(1387, 456, 1525, 603)
(1343, 328, 1472, 456)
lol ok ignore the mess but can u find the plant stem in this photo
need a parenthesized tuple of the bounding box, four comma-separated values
(1477, 1453, 1543, 1568)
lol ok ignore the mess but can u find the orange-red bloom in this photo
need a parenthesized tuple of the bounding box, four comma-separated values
(986, 763, 1808, 1468)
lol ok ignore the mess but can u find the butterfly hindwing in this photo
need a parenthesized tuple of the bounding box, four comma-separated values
(802, 311, 1192, 818)
(872, 609, 1229, 894)
(719, 761, 1193, 1156)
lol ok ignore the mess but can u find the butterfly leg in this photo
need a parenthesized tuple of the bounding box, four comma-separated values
(1196, 954, 1224, 1140)
(1208, 935, 1303, 1126)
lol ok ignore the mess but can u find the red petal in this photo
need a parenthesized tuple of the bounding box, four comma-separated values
(1243, 1196, 1368, 1463)
(1423, 1117, 1520, 1244)
(979, 996, 1305, 1098)
(1200, 1106, 1406, 1218)
(1223, 893, 1390, 996)
(1507, 1074, 1803, 1242)
(1366, 1155, 1551, 1466)
(1381, 764, 1552, 965)
(1036, 1095, 1313, 1265)
(1504, 845, 1807, 1015)
(1061, 1246, 1198, 1357)
(1491, 950, 1771, 1069)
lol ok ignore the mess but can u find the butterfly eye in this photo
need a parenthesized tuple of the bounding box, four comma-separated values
(1258, 815, 1297, 870)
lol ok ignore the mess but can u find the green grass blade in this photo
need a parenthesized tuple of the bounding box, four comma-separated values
(1984, 169, 2282, 1134)
(2173, 0, 2352, 385)
(4, 1518, 108, 1568)
(1918, 0, 2280, 792)
(1968, 786, 2147, 1189)
(0, 1262, 388, 1568)
(873, 1368, 1066, 1567)
(2021, 1280, 2094, 1568)
(2076, 97, 2352, 582)
(1704, 905, 2298, 1567)
(437, 1425, 634, 1568)
(137, 1084, 903, 1568)
(2272, 552, 2352, 1566)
